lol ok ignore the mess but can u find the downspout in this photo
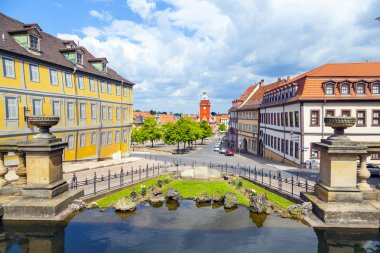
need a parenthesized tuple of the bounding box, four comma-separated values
(96, 79, 102, 160)
(282, 104, 286, 163)
(119, 81, 123, 156)
(73, 67, 79, 161)
(300, 102, 304, 166)
(321, 99, 326, 139)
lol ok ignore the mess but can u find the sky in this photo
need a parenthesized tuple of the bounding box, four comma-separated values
(2, 0, 380, 114)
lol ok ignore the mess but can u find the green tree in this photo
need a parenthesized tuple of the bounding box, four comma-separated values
(218, 123, 227, 132)
(199, 120, 213, 144)
(162, 122, 181, 153)
(139, 117, 162, 147)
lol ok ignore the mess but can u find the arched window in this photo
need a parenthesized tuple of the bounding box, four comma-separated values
(371, 81, 380, 94)
(323, 81, 335, 95)
(355, 82, 366, 95)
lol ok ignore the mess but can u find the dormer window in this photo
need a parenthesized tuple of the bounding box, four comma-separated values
(341, 84, 350, 94)
(29, 34, 39, 50)
(102, 62, 107, 73)
(76, 53, 83, 65)
(356, 83, 365, 95)
(372, 84, 380, 94)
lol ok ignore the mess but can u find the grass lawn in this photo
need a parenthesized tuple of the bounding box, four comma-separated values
(96, 175, 170, 208)
(162, 180, 249, 206)
(241, 179, 294, 209)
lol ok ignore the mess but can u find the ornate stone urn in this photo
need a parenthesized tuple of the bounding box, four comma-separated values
(324, 116, 356, 142)
(28, 115, 59, 139)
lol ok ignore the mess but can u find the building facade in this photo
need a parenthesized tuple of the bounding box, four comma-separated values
(259, 63, 380, 166)
(199, 91, 211, 122)
(0, 13, 134, 161)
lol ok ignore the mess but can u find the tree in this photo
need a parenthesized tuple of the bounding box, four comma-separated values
(218, 123, 227, 132)
(139, 117, 162, 147)
(162, 122, 181, 153)
(199, 120, 213, 144)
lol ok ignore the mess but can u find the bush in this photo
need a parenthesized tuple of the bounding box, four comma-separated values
(157, 180, 163, 188)
(163, 176, 170, 184)
(237, 180, 243, 188)
(230, 178, 237, 186)
(130, 190, 137, 199)
(141, 185, 147, 196)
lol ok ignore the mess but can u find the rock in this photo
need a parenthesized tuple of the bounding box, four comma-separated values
(195, 192, 211, 203)
(86, 202, 99, 209)
(279, 209, 290, 218)
(249, 194, 272, 214)
(212, 191, 224, 202)
(68, 199, 86, 212)
(288, 202, 312, 216)
(150, 193, 165, 203)
(166, 188, 181, 201)
(99, 208, 106, 212)
(114, 197, 136, 212)
(223, 192, 238, 208)
(152, 188, 163, 196)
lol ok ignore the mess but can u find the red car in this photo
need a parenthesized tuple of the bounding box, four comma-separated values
(225, 149, 234, 156)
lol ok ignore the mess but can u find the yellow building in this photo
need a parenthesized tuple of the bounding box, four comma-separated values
(0, 13, 134, 161)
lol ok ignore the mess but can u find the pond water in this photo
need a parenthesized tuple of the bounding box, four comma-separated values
(3, 200, 380, 253)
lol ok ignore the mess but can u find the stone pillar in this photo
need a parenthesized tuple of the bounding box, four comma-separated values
(15, 152, 27, 185)
(0, 152, 9, 186)
(357, 154, 371, 190)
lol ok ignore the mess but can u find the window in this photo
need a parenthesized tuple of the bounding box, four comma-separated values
(78, 76, 84, 90)
(295, 111, 299, 127)
(76, 53, 83, 65)
(356, 84, 365, 95)
(100, 81, 105, 93)
(102, 63, 107, 73)
(67, 102, 74, 120)
(372, 111, 380, 126)
(295, 142, 299, 159)
(281, 113, 284, 126)
(107, 132, 112, 145)
(290, 141, 294, 157)
(356, 110, 366, 126)
(342, 110, 351, 117)
(310, 110, 320, 126)
(80, 134, 86, 147)
(29, 34, 39, 50)
(285, 112, 289, 127)
(52, 101, 60, 117)
(371, 153, 379, 160)
(5, 97, 18, 119)
(274, 138, 277, 150)
(101, 106, 106, 120)
(116, 86, 120, 96)
(108, 107, 112, 120)
(123, 108, 127, 121)
(311, 143, 319, 158)
(49, 69, 58, 85)
(80, 103, 86, 119)
(107, 83, 112, 94)
(281, 139, 284, 153)
(116, 107, 120, 121)
(89, 79, 95, 91)
(101, 133, 107, 146)
(29, 64, 39, 82)
(2, 57, 15, 78)
(285, 140, 289, 155)
(65, 73, 73, 87)
(289, 112, 293, 127)
(277, 137, 280, 151)
(67, 135, 74, 149)
(32, 99, 42, 115)
(372, 84, 380, 94)
(115, 131, 120, 144)
(91, 104, 96, 119)
(341, 84, 350, 95)
(270, 136, 273, 148)
(325, 110, 335, 117)
(122, 130, 127, 142)
(325, 84, 334, 95)
(123, 87, 127, 97)
(91, 132, 97, 145)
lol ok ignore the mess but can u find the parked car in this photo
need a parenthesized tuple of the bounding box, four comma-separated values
(367, 164, 380, 177)
(219, 147, 226, 154)
(214, 146, 220, 152)
(225, 149, 234, 156)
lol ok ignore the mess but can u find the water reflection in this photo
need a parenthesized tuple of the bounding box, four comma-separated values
(0, 200, 378, 253)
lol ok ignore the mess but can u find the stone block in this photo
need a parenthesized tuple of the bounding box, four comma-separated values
(314, 183, 363, 202)
(23, 179, 69, 199)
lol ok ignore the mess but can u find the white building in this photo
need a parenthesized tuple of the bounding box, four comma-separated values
(259, 62, 380, 167)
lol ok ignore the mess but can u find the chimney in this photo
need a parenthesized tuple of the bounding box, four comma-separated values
(278, 77, 281, 82)
(260, 79, 264, 84)
(287, 76, 290, 82)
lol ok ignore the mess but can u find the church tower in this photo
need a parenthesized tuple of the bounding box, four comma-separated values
(199, 91, 211, 122)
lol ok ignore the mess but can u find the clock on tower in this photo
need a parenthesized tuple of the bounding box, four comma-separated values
(199, 91, 211, 122)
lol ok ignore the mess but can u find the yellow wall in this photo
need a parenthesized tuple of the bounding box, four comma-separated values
(0, 53, 133, 161)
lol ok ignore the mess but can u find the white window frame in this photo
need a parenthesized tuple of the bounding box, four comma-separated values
(67, 135, 74, 149)
(122, 130, 127, 142)
(100, 81, 105, 93)
(77, 76, 84, 90)
(29, 63, 39, 82)
(101, 106, 107, 120)
(80, 134, 86, 147)
(372, 84, 380, 94)
(116, 107, 120, 121)
(49, 69, 58, 85)
(101, 132, 107, 146)
(356, 84, 365, 95)
(116, 86, 120, 96)
(76, 52, 83, 65)
(108, 106, 112, 121)
(32, 99, 43, 115)
(115, 131, 120, 144)
(80, 103, 86, 119)
(123, 108, 127, 121)
(5, 97, 18, 119)
(29, 34, 39, 50)
(107, 83, 112, 94)
(123, 87, 127, 97)
(91, 104, 97, 119)
(91, 132, 97, 145)
(52, 101, 60, 117)
(67, 102, 74, 120)
(2, 57, 15, 78)
(107, 131, 112, 145)
(65, 73, 73, 87)
(89, 78, 95, 91)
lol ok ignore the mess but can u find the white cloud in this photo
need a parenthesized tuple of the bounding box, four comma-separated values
(59, 0, 380, 113)
(89, 10, 113, 22)
(126, 0, 156, 20)
(54, 2, 63, 8)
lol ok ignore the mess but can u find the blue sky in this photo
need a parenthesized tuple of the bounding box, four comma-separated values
(2, 0, 380, 113)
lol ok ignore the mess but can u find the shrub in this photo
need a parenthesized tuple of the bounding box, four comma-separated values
(141, 185, 147, 196)
(163, 176, 170, 184)
(130, 190, 137, 199)
(237, 180, 243, 188)
(230, 178, 237, 186)
(157, 180, 163, 188)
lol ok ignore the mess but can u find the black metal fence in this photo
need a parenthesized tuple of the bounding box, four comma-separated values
(70, 160, 315, 198)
